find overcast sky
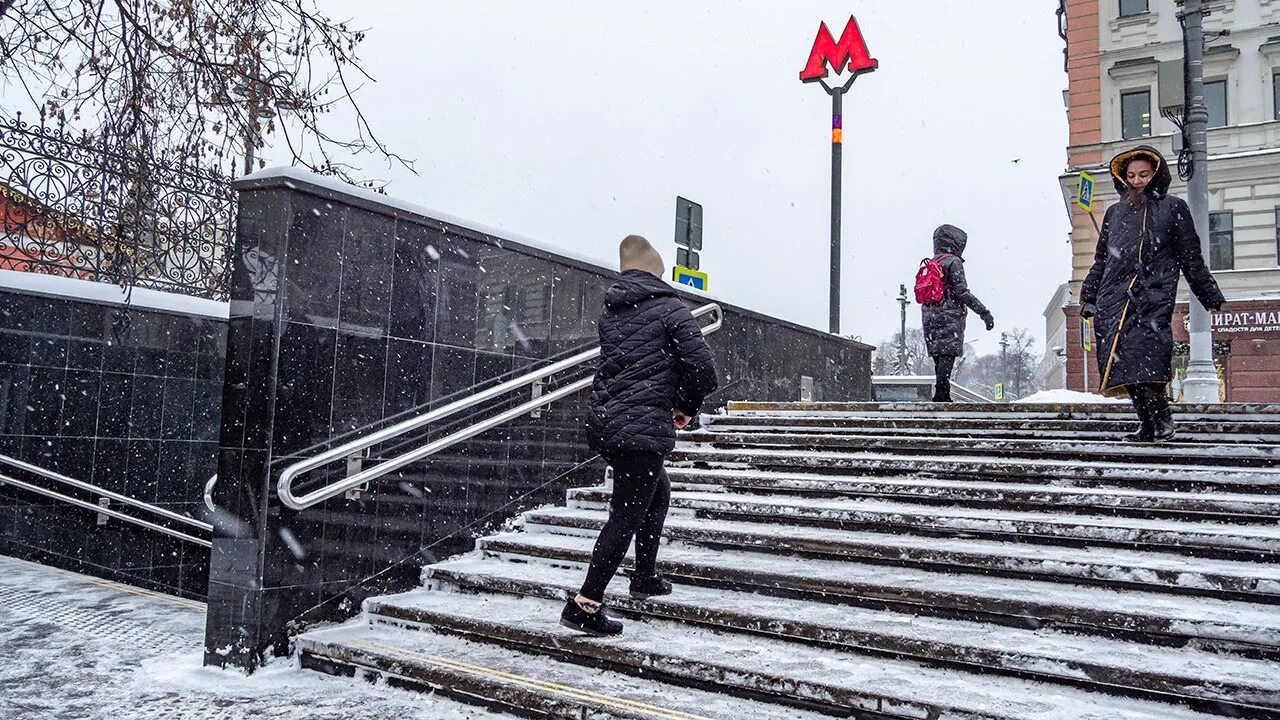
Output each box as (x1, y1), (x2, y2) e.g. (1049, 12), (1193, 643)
(311, 1), (1073, 356)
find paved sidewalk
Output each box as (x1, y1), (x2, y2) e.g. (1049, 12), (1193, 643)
(0, 555), (499, 720)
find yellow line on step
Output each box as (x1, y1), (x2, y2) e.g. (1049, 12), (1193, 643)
(354, 639), (715, 720)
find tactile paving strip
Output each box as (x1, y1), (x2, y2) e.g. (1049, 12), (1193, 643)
(0, 585), (193, 654)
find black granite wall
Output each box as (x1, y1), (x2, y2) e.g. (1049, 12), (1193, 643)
(0, 289), (225, 599)
(203, 170), (873, 670)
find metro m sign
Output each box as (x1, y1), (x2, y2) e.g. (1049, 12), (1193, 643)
(799, 16), (878, 85)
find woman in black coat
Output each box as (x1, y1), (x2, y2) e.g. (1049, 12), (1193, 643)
(561, 235), (718, 637)
(921, 224), (995, 402)
(1080, 146), (1225, 442)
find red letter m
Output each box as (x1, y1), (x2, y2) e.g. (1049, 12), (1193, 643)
(799, 16), (878, 83)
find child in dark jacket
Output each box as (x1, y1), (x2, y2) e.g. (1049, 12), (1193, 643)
(560, 235), (719, 636)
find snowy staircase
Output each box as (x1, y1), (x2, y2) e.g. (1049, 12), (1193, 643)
(296, 402), (1280, 719)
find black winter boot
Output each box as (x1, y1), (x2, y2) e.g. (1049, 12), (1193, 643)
(560, 598), (623, 637)
(629, 573), (672, 600)
(1149, 390), (1177, 442)
(1124, 386), (1155, 443)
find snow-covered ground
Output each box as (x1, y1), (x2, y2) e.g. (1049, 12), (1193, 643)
(0, 555), (501, 720)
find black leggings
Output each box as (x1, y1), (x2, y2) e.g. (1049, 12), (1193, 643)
(933, 355), (956, 402)
(579, 451), (671, 602)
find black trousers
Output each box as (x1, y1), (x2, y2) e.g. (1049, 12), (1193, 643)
(1126, 383), (1170, 423)
(579, 451), (671, 602)
(933, 355), (957, 402)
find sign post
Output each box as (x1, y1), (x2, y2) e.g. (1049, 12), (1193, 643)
(673, 196), (706, 290)
(1077, 171), (1101, 235)
(800, 16), (877, 335)
(1081, 316), (1093, 393)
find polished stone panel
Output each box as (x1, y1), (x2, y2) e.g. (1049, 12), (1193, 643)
(0, 288), (224, 601)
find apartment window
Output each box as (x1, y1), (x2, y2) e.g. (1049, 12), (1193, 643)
(1121, 90), (1151, 139)
(1205, 79), (1227, 128)
(1120, 0), (1148, 16)
(1275, 207), (1280, 267)
(1274, 71), (1280, 121)
(1209, 211), (1234, 271)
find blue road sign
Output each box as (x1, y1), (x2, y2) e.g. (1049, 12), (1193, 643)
(673, 266), (708, 291)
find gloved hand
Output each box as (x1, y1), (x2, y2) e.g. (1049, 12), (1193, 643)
(981, 311), (995, 331)
(1080, 302), (1097, 319)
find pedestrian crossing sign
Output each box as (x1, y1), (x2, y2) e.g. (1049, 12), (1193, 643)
(673, 266), (708, 291)
(1081, 317), (1094, 351)
(1077, 171), (1095, 213)
(994, 383), (1005, 402)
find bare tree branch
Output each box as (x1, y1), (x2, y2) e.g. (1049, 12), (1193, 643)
(0, 0), (413, 183)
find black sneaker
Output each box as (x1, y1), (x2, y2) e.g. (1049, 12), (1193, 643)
(559, 598), (623, 637)
(629, 573), (672, 600)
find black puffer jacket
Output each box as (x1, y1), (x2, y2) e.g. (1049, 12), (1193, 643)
(921, 224), (992, 358)
(1081, 146), (1225, 394)
(587, 270), (719, 455)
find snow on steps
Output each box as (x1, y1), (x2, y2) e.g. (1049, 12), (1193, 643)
(502, 522), (1280, 649)
(704, 414), (1280, 445)
(292, 403), (1280, 718)
(661, 466), (1280, 520)
(415, 553), (1280, 712)
(356, 586), (1253, 720)
(722, 401), (1280, 419)
(516, 509), (1280, 603)
(682, 429), (1280, 467)
(296, 621), (839, 720)
(669, 445), (1280, 490)
(564, 488), (1280, 559)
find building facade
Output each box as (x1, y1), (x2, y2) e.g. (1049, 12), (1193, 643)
(1058, 0), (1280, 402)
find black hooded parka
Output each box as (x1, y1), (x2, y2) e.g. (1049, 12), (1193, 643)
(921, 224), (992, 358)
(1080, 146), (1225, 395)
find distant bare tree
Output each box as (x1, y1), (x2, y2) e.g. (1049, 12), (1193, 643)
(874, 328), (934, 376)
(0, 0), (410, 181)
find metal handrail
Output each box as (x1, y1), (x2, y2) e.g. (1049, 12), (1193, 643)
(204, 473), (218, 513)
(278, 302), (725, 511)
(0, 474), (212, 547)
(0, 453), (212, 533)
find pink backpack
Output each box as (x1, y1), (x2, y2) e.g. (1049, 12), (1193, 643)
(914, 253), (953, 305)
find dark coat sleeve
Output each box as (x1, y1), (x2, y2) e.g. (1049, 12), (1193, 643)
(944, 256), (990, 318)
(1080, 206), (1112, 307)
(664, 301), (719, 416)
(1170, 198), (1226, 311)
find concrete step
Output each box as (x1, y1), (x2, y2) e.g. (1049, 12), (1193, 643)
(702, 415), (1280, 444)
(502, 513), (1280, 602)
(566, 487), (1280, 560)
(682, 429), (1280, 468)
(420, 554), (1280, 714)
(669, 445), (1280, 492)
(510, 516), (1280, 650)
(662, 466), (1280, 522)
(360, 586), (1239, 720)
(296, 620), (837, 720)
(724, 401), (1280, 420)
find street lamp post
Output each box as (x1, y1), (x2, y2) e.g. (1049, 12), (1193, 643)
(1178, 0), (1221, 403)
(1000, 332), (1010, 394)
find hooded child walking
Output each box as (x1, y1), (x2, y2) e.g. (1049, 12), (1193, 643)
(1080, 145), (1224, 442)
(560, 235), (719, 636)
(920, 224), (995, 402)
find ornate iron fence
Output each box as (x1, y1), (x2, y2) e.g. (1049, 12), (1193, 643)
(0, 109), (235, 302)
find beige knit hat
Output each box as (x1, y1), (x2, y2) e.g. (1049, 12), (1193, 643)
(618, 235), (665, 278)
